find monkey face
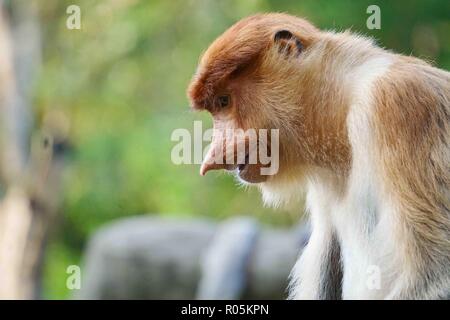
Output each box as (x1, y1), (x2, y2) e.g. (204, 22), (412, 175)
(192, 77), (274, 184)
(187, 14), (319, 184)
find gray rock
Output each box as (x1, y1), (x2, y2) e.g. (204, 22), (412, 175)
(196, 217), (259, 299)
(77, 216), (308, 299)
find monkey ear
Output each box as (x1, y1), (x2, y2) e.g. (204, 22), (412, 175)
(273, 30), (303, 57)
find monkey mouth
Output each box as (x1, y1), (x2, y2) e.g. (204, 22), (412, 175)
(235, 153), (268, 184)
(237, 153), (250, 173)
(238, 164), (248, 172)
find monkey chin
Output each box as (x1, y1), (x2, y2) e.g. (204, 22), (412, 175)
(235, 163), (305, 211)
(234, 163), (268, 184)
(256, 166), (308, 209)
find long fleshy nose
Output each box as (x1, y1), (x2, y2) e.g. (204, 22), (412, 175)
(200, 132), (244, 175)
(200, 144), (229, 176)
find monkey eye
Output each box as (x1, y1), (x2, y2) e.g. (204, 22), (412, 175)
(217, 95), (230, 108)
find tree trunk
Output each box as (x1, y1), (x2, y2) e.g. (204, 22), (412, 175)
(0, 1), (63, 299)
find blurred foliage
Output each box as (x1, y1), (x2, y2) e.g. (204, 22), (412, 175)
(32, 0), (449, 298)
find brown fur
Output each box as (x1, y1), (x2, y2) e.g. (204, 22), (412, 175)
(187, 13), (450, 299)
(188, 14), (351, 178)
(373, 60), (450, 297)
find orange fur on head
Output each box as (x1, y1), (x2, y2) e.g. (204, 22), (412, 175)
(188, 13), (351, 186)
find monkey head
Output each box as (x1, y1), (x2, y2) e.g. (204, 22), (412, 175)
(187, 14), (349, 200)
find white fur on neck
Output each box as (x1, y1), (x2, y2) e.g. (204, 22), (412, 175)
(263, 31), (396, 299)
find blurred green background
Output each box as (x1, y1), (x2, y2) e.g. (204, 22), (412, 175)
(34, 0), (449, 298)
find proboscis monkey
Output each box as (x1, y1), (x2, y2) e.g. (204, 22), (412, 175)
(187, 13), (450, 299)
